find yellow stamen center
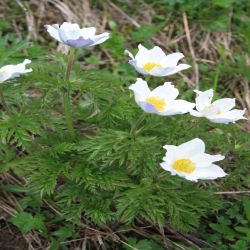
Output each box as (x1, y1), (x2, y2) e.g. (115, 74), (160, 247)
(143, 62), (163, 72)
(146, 96), (165, 111)
(216, 111), (222, 115)
(173, 158), (196, 173)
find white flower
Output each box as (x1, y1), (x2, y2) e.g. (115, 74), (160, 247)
(0, 59), (32, 84)
(190, 89), (247, 124)
(160, 138), (227, 182)
(125, 44), (191, 77)
(129, 78), (195, 115)
(45, 22), (110, 48)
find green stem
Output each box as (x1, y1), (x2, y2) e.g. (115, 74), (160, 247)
(213, 63), (220, 93)
(64, 47), (75, 138)
(0, 88), (11, 115)
(130, 113), (146, 135)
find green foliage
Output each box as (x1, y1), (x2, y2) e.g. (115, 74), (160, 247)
(102, 32), (126, 59)
(131, 24), (163, 42)
(52, 224), (76, 242)
(0, 34), (249, 243)
(124, 237), (164, 250)
(11, 211), (45, 233)
(0, 34), (30, 64)
(0, 111), (42, 149)
(202, 198), (250, 250)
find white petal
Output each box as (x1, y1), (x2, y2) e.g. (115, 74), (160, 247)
(129, 78), (151, 104)
(201, 105), (219, 117)
(14, 59), (32, 73)
(207, 116), (233, 124)
(172, 99), (195, 112)
(129, 61), (149, 75)
(176, 138), (205, 158)
(0, 65), (14, 83)
(80, 27), (96, 38)
(225, 109), (246, 120)
(151, 82), (178, 101)
(0, 59), (32, 83)
(133, 44), (150, 65)
(163, 145), (178, 151)
(59, 22), (81, 43)
(190, 110), (203, 117)
(186, 164), (227, 181)
(212, 98), (235, 112)
(192, 153), (225, 168)
(90, 32), (110, 46)
(160, 162), (176, 176)
(208, 109), (247, 124)
(161, 100), (195, 116)
(44, 24), (62, 43)
(194, 89), (214, 111)
(150, 64), (191, 77)
(124, 49), (134, 59)
(146, 46), (168, 64)
(162, 146), (178, 166)
(163, 52), (185, 67)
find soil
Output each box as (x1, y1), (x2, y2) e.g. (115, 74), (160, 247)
(0, 220), (28, 250)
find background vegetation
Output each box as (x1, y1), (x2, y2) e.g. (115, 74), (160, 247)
(0, 0), (250, 249)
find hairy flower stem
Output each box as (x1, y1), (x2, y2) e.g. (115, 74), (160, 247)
(0, 88), (11, 115)
(130, 113), (146, 135)
(64, 47), (75, 138)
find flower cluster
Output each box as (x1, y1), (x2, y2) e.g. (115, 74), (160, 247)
(1, 22), (247, 183)
(126, 44), (246, 182)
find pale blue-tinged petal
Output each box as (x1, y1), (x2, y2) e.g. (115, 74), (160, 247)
(80, 27), (96, 38)
(129, 60), (149, 75)
(138, 101), (157, 113)
(59, 22), (81, 43)
(44, 24), (62, 43)
(67, 38), (93, 48)
(0, 59), (32, 83)
(90, 32), (110, 46)
(124, 49), (134, 59)
(129, 78), (151, 104)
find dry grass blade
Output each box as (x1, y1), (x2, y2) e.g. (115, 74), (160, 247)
(182, 12), (199, 89)
(215, 190), (250, 195)
(50, 0), (103, 29)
